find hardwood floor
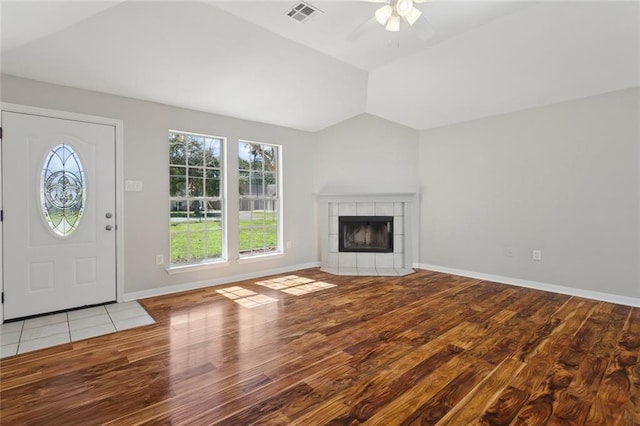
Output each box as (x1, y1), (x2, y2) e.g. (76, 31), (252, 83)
(1, 268), (638, 425)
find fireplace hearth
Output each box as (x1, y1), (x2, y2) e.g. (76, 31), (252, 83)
(339, 216), (393, 253)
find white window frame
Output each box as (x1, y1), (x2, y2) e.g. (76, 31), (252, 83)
(238, 140), (283, 260)
(168, 130), (226, 270)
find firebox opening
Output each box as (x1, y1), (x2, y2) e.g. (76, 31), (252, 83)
(338, 216), (393, 253)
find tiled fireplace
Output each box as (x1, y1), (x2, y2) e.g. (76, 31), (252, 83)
(316, 193), (418, 276)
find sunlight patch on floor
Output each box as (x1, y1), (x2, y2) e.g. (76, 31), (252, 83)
(216, 287), (278, 308)
(254, 275), (315, 289)
(256, 275), (337, 295)
(216, 276), (338, 308)
(280, 281), (337, 295)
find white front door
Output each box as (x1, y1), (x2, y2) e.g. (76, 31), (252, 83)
(2, 111), (116, 319)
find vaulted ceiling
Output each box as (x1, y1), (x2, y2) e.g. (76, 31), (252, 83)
(1, 1), (638, 132)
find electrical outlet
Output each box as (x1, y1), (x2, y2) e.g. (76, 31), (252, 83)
(156, 254), (164, 265)
(532, 250), (542, 261)
(286, 241), (292, 249)
(505, 247), (514, 258)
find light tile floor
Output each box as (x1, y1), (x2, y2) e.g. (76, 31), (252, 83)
(0, 301), (155, 358)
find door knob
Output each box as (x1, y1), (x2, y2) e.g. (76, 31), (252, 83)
(105, 225), (113, 231)
(105, 212), (113, 219)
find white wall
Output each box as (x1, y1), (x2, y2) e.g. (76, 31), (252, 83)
(3, 75), (638, 305)
(314, 113), (419, 193)
(419, 88), (639, 300)
(1, 75), (318, 297)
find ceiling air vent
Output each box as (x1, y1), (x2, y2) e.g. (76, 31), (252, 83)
(286, 1), (322, 23)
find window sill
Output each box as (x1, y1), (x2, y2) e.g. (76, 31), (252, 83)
(237, 252), (285, 264)
(166, 259), (230, 275)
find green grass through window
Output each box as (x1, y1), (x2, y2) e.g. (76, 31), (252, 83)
(170, 211), (277, 264)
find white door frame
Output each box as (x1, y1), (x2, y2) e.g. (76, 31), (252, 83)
(0, 103), (125, 323)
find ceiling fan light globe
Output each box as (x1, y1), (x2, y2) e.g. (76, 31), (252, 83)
(396, 0), (413, 17)
(375, 5), (393, 25)
(386, 15), (401, 31)
(405, 7), (422, 26)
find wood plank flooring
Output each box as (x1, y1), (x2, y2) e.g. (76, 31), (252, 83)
(0, 268), (638, 425)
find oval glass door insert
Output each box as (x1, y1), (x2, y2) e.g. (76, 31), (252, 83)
(40, 144), (86, 236)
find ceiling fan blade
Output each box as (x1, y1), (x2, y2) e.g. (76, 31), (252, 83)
(413, 0), (431, 3)
(360, 0), (388, 3)
(347, 16), (378, 41)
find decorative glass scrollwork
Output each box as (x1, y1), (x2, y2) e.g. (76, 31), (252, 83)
(40, 144), (86, 236)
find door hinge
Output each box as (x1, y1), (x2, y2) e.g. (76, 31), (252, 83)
(0, 127), (3, 139)
(0, 210), (3, 222)
(1, 292), (4, 304)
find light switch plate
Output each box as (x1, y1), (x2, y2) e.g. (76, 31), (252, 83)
(125, 180), (143, 191)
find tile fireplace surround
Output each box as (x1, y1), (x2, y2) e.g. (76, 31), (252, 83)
(316, 193), (418, 276)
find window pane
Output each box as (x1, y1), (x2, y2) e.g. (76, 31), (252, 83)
(170, 199), (187, 214)
(265, 146), (276, 172)
(206, 230), (222, 258)
(239, 170), (250, 196)
(188, 231), (206, 261)
(263, 203), (277, 222)
(188, 200), (204, 218)
(202, 216), (222, 231)
(188, 167), (203, 178)
(238, 143), (251, 170)
(205, 179), (219, 198)
(170, 235), (189, 264)
(206, 168), (220, 178)
(251, 151), (264, 171)
(170, 167), (187, 197)
(255, 199), (266, 214)
(205, 170), (220, 197)
(249, 172), (263, 196)
(170, 166), (186, 176)
(265, 225), (278, 249)
(188, 168), (204, 197)
(238, 225), (253, 254)
(170, 176), (187, 197)
(204, 138), (220, 168)
(265, 172), (277, 197)
(169, 133), (186, 165)
(206, 199), (222, 215)
(187, 135), (204, 166)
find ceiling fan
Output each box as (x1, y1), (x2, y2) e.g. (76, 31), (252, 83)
(349, 0), (433, 41)
(367, 0), (429, 32)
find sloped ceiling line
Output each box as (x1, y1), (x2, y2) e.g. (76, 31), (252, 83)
(1, 1), (638, 132)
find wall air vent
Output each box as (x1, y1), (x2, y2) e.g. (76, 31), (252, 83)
(286, 1), (322, 23)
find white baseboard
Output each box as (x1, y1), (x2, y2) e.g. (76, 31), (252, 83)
(123, 262), (321, 301)
(124, 260), (639, 308)
(416, 263), (640, 308)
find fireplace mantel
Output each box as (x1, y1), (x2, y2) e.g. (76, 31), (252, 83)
(314, 193), (418, 203)
(315, 192), (419, 276)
